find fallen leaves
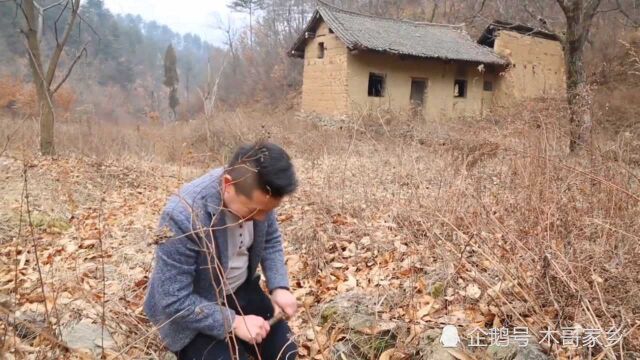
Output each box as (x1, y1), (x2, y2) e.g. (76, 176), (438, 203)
(0, 156), (175, 358)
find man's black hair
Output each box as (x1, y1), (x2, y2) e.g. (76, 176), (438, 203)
(225, 142), (297, 198)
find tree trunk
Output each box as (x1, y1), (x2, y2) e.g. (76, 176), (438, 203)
(38, 90), (56, 154)
(564, 39), (592, 152)
(557, 0), (601, 152)
(23, 0), (56, 155)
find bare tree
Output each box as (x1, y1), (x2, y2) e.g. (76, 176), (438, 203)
(555, 0), (602, 152)
(213, 13), (240, 72)
(522, 0), (640, 152)
(199, 51), (228, 145)
(183, 57), (193, 119)
(228, 0), (265, 47)
(15, 0), (87, 155)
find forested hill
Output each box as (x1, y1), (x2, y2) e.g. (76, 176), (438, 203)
(0, 0), (218, 121)
(1, 0), (637, 124)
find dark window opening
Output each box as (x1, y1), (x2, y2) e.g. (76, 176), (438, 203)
(368, 73), (385, 97)
(483, 80), (493, 91)
(317, 42), (324, 59)
(454, 79), (467, 98)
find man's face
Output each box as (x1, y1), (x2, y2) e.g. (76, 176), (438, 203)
(223, 175), (282, 221)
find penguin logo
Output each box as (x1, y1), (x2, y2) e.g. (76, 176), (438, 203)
(440, 325), (460, 348)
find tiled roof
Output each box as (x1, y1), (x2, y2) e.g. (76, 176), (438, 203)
(290, 1), (507, 65)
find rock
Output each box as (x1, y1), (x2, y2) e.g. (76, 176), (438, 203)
(322, 291), (400, 359)
(320, 291), (374, 325)
(485, 342), (549, 360)
(61, 321), (115, 357)
(418, 329), (456, 360)
(347, 313), (398, 335)
(515, 345), (550, 360)
(14, 311), (46, 341)
(485, 344), (517, 360)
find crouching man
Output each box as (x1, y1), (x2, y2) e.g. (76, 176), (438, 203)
(144, 142), (299, 360)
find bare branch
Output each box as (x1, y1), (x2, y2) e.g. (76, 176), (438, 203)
(463, 0), (487, 23)
(428, 2), (438, 22)
(42, 0), (64, 11)
(580, 0), (603, 44)
(0, 122), (21, 158)
(583, 0), (603, 20)
(595, 4), (619, 14)
(51, 44), (87, 95)
(10, 0), (20, 25)
(44, 0), (80, 88)
(14, 0), (35, 31)
(523, 0), (560, 35)
(76, 9), (101, 40)
(556, 0), (570, 15)
(0, 305), (70, 351)
(52, 0), (69, 46)
(615, 0), (640, 26)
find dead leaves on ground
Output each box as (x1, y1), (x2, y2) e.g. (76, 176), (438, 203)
(1, 157), (175, 358)
(2, 156), (519, 359)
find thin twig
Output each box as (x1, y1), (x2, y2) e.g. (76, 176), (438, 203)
(0, 305), (70, 351)
(98, 199), (106, 359)
(303, 303), (328, 360)
(11, 161), (27, 351)
(51, 44), (87, 95)
(23, 163), (52, 329)
(0, 122), (21, 159)
(510, 148), (640, 202)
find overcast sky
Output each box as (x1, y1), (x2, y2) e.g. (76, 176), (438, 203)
(104, 0), (247, 45)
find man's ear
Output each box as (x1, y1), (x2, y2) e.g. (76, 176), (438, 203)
(222, 174), (234, 193)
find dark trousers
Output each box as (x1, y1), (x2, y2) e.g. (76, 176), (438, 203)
(177, 276), (297, 360)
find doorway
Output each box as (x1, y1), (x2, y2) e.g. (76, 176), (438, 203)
(410, 79), (426, 117)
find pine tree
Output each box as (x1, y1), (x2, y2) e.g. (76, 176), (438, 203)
(163, 43), (179, 119)
(228, 0), (264, 47)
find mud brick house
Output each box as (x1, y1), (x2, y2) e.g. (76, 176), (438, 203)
(289, 2), (566, 120)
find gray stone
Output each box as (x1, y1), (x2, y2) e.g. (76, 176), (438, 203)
(14, 311), (46, 341)
(320, 291), (373, 325)
(347, 313), (398, 335)
(485, 342), (549, 360)
(61, 322), (115, 356)
(322, 291), (399, 359)
(485, 344), (517, 360)
(515, 345), (549, 360)
(419, 329), (456, 360)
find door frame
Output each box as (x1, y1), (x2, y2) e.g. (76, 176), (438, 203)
(409, 77), (428, 117)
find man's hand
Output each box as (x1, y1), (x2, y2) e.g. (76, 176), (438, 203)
(271, 289), (298, 318)
(232, 315), (270, 344)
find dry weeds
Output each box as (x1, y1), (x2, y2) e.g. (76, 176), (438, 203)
(0, 101), (638, 359)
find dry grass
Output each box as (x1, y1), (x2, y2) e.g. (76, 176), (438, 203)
(0, 100), (639, 359)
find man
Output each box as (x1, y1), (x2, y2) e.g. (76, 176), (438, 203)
(144, 142), (299, 360)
